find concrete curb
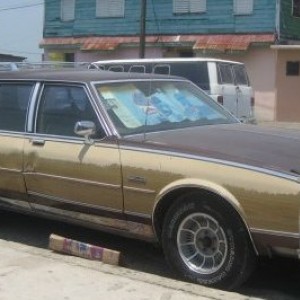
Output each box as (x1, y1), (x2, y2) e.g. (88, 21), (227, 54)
(0, 239), (262, 300)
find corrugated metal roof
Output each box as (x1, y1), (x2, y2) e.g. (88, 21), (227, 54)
(40, 34), (275, 52)
(193, 34), (275, 51)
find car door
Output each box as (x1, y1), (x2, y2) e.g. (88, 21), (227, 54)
(232, 64), (253, 121)
(217, 63), (238, 117)
(0, 82), (34, 210)
(23, 83), (123, 220)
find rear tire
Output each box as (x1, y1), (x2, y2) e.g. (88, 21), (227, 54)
(161, 192), (256, 290)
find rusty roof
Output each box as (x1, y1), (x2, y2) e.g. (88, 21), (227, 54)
(40, 34), (275, 52)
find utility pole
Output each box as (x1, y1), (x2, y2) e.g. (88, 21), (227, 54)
(139, 0), (146, 58)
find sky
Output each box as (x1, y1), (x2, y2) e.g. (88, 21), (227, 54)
(0, 0), (44, 61)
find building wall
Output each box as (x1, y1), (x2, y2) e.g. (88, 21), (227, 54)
(276, 49), (300, 121)
(44, 0), (276, 37)
(280, 0), (300, 40)
(44, 47), (164, 61)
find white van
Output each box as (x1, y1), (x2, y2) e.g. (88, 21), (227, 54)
(89, 58), (255, 123)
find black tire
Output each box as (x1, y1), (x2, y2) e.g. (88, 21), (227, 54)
(161, 191), (256, 290)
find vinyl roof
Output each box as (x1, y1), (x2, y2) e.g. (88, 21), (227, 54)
(0, 69), (181, 83)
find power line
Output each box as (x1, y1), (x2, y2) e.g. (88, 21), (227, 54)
(0, 1), (44, 12)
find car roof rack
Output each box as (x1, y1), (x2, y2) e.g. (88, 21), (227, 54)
(0, 61), (91, 72)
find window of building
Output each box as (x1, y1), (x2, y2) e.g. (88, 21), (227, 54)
(64, 53), (75, 62)
(233, 0), (253, 15)
(286, 61), (300, 76)
(173, 0), (206, 14)
(0, 83), (33, 132)
(96, 0), (125, 18)
(61, 0), (75, 21)
(293, 0), (300, 17)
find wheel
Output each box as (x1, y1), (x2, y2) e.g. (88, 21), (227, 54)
(161, 191), (256, 290)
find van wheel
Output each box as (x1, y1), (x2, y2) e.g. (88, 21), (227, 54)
(161, 193), (256, 290)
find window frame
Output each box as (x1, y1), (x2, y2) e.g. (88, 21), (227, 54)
(173, 0), (207, 14)
(218, 63), (235, 85)
(61, 0), (75, 22)
(96, 0), (125, 18)
(233, 0), (254, 16)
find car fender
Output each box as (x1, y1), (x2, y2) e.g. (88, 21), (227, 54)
(152, 178), (258, 254)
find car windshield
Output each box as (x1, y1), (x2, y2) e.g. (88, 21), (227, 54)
(95, 79), (237, 136)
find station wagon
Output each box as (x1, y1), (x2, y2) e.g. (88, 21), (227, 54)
(0, 69), (299, 290)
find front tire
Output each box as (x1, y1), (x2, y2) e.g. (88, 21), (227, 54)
(161, 192), (256, 290)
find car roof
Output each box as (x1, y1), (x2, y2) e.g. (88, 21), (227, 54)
(92, 57), (244, 65)
(0, 69), (181, 83)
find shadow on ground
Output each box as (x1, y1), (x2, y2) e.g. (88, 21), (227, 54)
(1, 210), (299, 300)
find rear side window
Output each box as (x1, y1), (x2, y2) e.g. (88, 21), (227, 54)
(108, 65), (124, 72)
(153, 64), (170, 75)
(232, 64), (249, 86)
(218, 63), (234, 84)
(168, 62), (210, 90)
(0, 83), (33, 132)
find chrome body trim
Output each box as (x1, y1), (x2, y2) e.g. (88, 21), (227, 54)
(28, 191), (123, 214)
(123, 186), (156, 194)
(27, 82), (41, 132)
(31, 203), (155, 240)
(0, 167), (22, 174)
(250, 228), (300, 239)
(25, 173), (122, 190)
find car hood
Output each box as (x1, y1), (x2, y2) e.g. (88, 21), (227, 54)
(126, 124), (300, 177)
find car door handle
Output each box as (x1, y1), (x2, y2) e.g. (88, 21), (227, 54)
(31, 139), (45, 146)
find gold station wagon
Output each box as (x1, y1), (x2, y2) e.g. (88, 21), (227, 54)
(0, 69), (299, 290)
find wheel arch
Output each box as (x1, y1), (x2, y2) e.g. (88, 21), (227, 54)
(152, 179), (258, 255)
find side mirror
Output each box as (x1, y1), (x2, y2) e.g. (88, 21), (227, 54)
(74, 121), (96, 144)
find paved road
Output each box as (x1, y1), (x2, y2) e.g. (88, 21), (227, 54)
(0, 211), (299, 300)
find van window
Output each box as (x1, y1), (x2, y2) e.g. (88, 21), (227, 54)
(129, 65), (146, 73)
(0, 83), (33, 132)
(218, 63), (234, 84)
(153, 64), (170, 75)
(108, 65), (124, 72)
(169, 62), (210, 91)
(232, 65), (249, 86)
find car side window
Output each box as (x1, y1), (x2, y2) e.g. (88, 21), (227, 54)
(36, 85), (105, 138)
(0, 83), (33, 132)
(218, 63), (234, 85)
(232, 65), (249, 86)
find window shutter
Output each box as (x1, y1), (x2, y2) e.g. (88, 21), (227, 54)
(96, 0), (124, 17)
(190, 0), (206, 13)
(61, 0), (75, 21)
(173, 0), (189, 13)
(174, 0), (206, 14)
(234, 0), (253, 15)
